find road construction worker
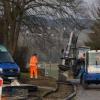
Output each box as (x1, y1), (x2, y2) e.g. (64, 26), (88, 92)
(29, 53), (39, 79)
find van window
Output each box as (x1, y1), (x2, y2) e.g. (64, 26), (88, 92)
(0, 46), (8, 52)
(0, 52), (14, 63)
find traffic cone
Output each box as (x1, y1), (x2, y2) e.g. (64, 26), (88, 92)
(0, 77), (3, 100)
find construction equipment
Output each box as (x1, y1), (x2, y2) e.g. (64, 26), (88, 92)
(73, 46), (90, 77)
(59, 31), (77, 71)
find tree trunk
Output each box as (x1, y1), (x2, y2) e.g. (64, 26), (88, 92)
(2, 1), (23, 55)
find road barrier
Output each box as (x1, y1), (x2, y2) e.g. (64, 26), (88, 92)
(0, 77), (3, 100)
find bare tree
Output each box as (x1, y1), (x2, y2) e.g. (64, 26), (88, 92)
(0, 0), (84, 55)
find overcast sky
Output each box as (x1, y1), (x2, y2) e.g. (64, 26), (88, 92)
(84, 0), (96, 3)
(83, 0), (99, 19)
(84, 0), (99, 6)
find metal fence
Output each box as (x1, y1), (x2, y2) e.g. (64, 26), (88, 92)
(39, 62), (59, 79)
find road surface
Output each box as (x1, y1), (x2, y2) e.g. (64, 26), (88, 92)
(76, 85), (100, 100)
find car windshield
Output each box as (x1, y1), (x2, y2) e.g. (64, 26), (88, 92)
(0, 52), (14, 63)
(88, 52), (100, 65)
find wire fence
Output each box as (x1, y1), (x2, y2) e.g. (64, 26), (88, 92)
(39, 62), (59, 79)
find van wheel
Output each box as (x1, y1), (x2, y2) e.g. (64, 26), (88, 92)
(82, 79), (88, 89)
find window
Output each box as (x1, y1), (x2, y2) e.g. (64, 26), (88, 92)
(0, 52), (14, 63)
(88, 52), (100, 65)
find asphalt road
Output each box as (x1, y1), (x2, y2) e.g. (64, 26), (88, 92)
(76, 85), (100, 100)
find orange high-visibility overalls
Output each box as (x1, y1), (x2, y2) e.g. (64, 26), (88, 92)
(29, 55), (38, 79)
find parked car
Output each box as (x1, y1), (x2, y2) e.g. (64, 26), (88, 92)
(0, 45), (20, 80)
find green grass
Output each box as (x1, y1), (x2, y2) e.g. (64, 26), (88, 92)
(20, 72), (30, 79)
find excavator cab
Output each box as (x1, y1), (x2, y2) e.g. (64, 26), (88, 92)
(73, 46), (90, 78)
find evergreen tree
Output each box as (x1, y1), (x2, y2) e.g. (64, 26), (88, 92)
(85, 9), (100, 49)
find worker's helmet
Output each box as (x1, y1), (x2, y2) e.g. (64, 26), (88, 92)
(32, 53), (37, 56)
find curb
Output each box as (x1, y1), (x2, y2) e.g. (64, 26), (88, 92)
(56, 81), (76, 100)
(43, 81), (76, 100)
(62, 71), (77, 100)
(65, 81), (76, 100)
(42, 83), (58, 97)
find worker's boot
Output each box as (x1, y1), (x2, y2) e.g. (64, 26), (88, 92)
(35, 76), (38, 79)
(30, 76), (33, 79)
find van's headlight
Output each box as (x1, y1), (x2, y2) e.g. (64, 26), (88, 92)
(18, 67), (20, 73)
(0, 68), (3, 73)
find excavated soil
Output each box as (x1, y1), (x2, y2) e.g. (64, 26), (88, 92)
(20, 75), (57, 88)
